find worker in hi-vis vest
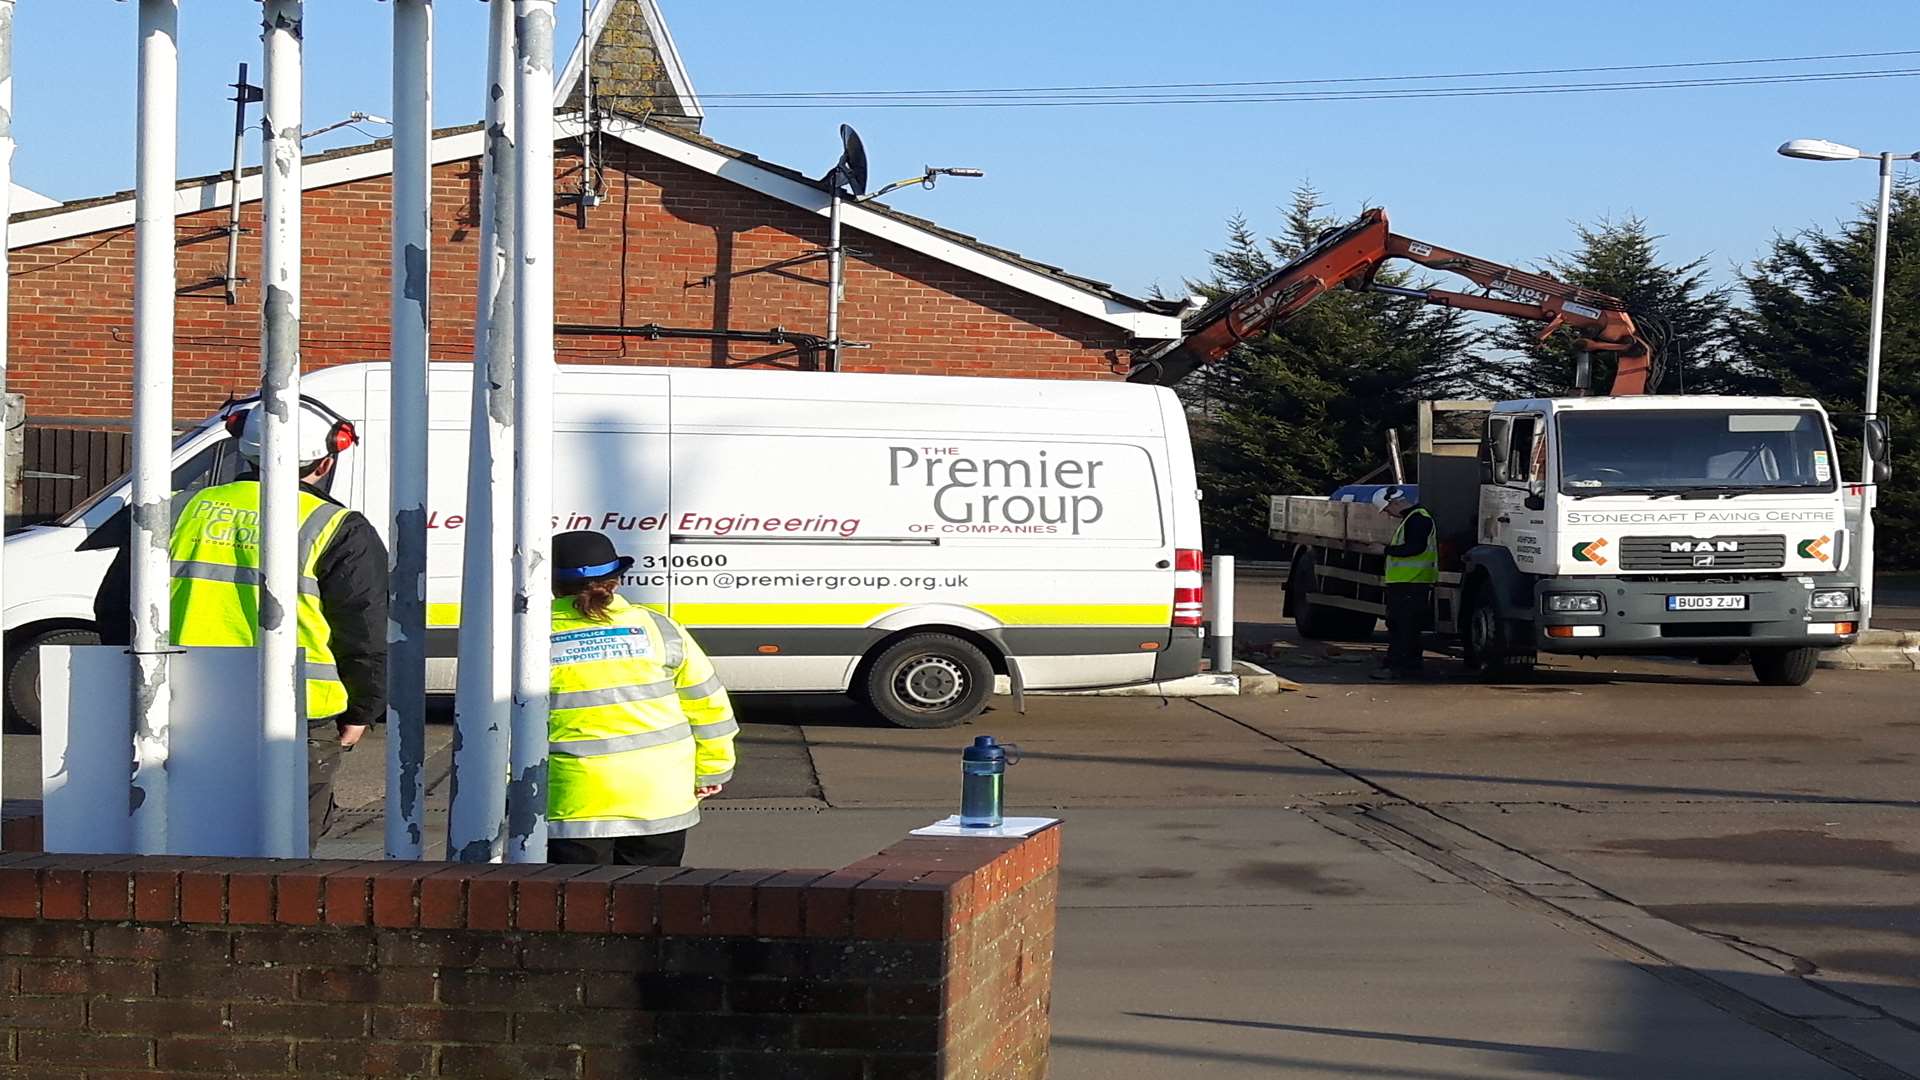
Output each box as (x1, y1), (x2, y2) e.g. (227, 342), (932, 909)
(168, 398), (389, 848)
(546, 531), (738, 866)
(1374, 485), (1437, 681)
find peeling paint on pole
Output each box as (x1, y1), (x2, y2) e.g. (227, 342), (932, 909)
(507, 0), (556, 863)
(258, 0), (305, 858)
(386, 0), (432, 861)
(449, 0), (517, 864)
(127, 3), (179, 856)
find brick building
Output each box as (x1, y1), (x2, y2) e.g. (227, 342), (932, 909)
(5, 0), (1181, 431)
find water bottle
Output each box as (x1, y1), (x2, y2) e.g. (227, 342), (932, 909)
(960, 735), (1018, 828)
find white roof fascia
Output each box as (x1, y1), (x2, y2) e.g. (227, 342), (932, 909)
(9, 129), (486, 250)
(590, 115), (1181, 339)
(555, 0), (704, 122)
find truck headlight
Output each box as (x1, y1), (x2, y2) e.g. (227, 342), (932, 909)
(1811, 588), (1856, 611)
(1545, 593), (1604, 614)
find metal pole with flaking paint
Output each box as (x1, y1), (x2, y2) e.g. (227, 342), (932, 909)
(258, 0), (306, 858)
(129, 0), (180, 853)
(507, 0), (556, 863)
(0, 0), (13, 848)
(386, 0), (432, 861)
(449, 0), (516, 864)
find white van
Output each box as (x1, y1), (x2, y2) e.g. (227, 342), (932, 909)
(4, 363), (1205, 729)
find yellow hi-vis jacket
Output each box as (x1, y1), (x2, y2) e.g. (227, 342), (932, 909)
(169, 480), (351, 719)
(1385, 507), (1439, 585)
(547, 595), (738, 839)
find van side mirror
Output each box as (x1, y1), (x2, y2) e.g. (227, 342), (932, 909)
(1524, 493), (1545, 512)
(1866, 418), (1893, 483)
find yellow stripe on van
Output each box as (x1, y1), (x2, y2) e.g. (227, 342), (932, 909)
(667, 602), (1170, 628)
(429, 600), (1173, 629)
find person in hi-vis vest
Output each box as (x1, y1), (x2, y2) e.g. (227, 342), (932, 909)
(1374, 486), (1437, 681)
(545, 531), (738, 866)
(168, 398), (389, 848)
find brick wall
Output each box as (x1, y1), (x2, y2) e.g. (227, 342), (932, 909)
(0, 824), (1059, 1079)
(10, 137), (1132, 424)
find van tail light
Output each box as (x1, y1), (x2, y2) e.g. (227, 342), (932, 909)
(1173, 548), (1205, 627)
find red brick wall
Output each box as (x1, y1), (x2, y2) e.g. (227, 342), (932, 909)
(9, 140), (1131, 424)
(0, 824), (1059, 1079)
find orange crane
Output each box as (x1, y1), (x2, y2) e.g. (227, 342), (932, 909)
(1134, 208), (1656, 393)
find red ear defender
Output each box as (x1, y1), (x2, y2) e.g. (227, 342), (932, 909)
(330, 420), (357, 453)
(224, 410), (247, 437)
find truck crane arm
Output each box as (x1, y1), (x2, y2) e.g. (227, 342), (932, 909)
(1134, 208), (1656, 394)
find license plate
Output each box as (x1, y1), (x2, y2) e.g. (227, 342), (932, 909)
(1667, 594), (1747, 611)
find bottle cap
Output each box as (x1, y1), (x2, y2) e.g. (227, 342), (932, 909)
(963, 735), (1005, 763)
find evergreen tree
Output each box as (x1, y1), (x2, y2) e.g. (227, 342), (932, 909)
(1486, 216), (1742, 396)
(1178, 186), (1490, 554)
(1732, 183), (1920, 568)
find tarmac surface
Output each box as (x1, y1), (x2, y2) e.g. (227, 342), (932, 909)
(6, 591), (1919, 1078)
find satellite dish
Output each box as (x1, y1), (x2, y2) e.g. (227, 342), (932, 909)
(820, 124), (869, 197)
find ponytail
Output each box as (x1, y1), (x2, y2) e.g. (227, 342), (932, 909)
(556, 577), (620, 622)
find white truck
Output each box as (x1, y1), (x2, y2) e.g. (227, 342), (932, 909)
(1272, 396), (1864, 685)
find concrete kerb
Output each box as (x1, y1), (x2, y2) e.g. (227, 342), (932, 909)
(992, 661), (1295, 700)
(1820, 629), (1920, 671)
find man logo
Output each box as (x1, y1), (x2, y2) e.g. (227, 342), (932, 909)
(1669, 540), (1740, 553)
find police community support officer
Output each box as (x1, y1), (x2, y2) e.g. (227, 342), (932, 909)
(1374, 485), (1437, 681)
(546, 531), (737, 866)
(169, 398), (389, 848)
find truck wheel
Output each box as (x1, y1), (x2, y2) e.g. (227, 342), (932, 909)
(860, 633), (995, 729)
(1461, 583), (1535, 677)
(5, 626), (101, 734)
(1750, 646), (1818, 687)
(1288, 557), (1334, 640)
(1333, 611), (1378, 641)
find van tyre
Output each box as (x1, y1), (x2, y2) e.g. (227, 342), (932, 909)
(1461, 582), (1535, 677)
(5, 626), (101, 734)
(862, 633), (995, 729)
(1751, 646), (1818, 687)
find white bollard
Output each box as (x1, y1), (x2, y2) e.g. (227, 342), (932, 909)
(1209, 555), (1235, 673)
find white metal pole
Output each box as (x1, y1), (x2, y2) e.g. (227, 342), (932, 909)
(129, 0), (179, 854)
(0, 0), (13, 850)
(259, 0), (306, 858)
(826, 193), (843, 371)
(385, 0), (432, 861)
(1857, 152), (1893, 631)
(449, 0), (515, 864)
(508, 0), (556, 864)
(1209, 556), (1235, 673)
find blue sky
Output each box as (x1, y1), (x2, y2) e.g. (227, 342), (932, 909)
(14, 2), (1919, 303)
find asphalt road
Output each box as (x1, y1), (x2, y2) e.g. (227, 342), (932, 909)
(7, 617), (1918, 1077)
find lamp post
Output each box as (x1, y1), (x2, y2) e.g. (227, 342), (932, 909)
(1777, 138), (1919, 630)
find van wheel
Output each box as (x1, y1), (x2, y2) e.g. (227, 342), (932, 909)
(861, 634), (994, 729)
(1751, 646), (1818, 686)
(5, 626), (101, 734)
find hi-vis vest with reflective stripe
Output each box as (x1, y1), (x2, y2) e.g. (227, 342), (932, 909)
(169, 480), (352, 719)
(548, 596), (738, 839)
(1385, 507), (1439, 585)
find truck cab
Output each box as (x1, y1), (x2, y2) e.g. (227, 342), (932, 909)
(1461, 395), (1859, 683)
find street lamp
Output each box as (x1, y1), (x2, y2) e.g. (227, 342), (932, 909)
(820, 126), (983, 371)
(1778, 138), (1919, 631)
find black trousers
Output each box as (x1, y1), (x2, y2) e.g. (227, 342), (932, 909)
(307, 720), (344, 849)
(1384, 584), (1432, 673)
(548, 830), (689, 867)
